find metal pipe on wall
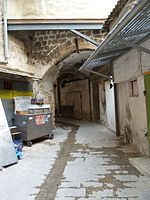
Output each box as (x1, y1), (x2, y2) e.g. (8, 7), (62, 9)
(2, 0), (8, 63)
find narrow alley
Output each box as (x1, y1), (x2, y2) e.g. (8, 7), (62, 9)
(1, 121), (150, 200)
(1, 1), (150, 200)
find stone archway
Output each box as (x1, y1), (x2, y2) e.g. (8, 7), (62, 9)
(33, 47), (94, 124)
(33, 40), (95, 79)
(31, 29), (103, 124)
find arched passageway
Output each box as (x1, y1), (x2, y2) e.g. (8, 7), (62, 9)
(33, 49), (95, 123)
(55, 51), (92, 121)
(31, 30), (115, 129)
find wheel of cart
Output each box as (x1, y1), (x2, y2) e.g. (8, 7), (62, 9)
(27, 141), (32, 147)
(49, 132), (54, 140)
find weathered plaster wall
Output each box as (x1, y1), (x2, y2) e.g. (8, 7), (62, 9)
(96, 80), (116, 132)
(113, 49), (140, 83)
(105, 81), (116, 132)
(8, 0), (117, 19)
(141, 38), (150, 72)
(60, 79), (90, 120)
(8, 34), (35, 75)
(113, 46), (149, 155)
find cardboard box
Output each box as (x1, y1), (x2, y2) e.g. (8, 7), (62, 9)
(16, 111), (28, 115)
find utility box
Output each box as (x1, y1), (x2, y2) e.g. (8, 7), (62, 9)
(14, 105), (53, 146)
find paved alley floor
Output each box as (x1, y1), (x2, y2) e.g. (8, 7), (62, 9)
(1, 121), (150, 200)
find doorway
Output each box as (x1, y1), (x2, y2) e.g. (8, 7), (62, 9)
(66, 91), (82, 120)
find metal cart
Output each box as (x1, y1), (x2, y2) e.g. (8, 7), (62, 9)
(14, 105), (53, 146)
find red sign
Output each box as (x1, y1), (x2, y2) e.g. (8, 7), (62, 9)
(35, 115), (45, 125)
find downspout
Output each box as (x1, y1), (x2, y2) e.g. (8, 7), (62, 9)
(1, 0), (8, 63)
(88, 79), (92, 121)
(114, 83), (120, 137)
(111, 63), (120, 136)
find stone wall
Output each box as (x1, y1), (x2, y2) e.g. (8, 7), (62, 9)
(32, 29), (104, 124)
(32, 30), (103, 78)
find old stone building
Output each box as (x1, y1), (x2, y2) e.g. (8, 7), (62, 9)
(2, 0), (150, 155)
(0, 0), (111, 127)
(81, 0), (150, 155)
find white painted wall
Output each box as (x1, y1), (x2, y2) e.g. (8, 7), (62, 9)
(105, 81), (116, 132)
(0, 99), (18, 168)
(141, 38), (150, 72)
(113, 40), (150, 155)
(114, 39), (150, 83)
(113, 48), (140, 83)
(8, 0), (118, 19)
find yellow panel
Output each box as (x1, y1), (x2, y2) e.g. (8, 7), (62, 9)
(13, 90), (33, 97)
(0, 89), (33, 99)
(144, 71), (150, 75)
(0, 90), (13, 99)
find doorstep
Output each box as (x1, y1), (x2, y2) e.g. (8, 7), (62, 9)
(129, 157), (150, 176)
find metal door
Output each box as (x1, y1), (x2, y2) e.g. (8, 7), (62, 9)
(66, 91), (82, 120)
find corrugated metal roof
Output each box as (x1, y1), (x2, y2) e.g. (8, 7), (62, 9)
(80, 0), (150, 73)
(102, 0), (128, 33)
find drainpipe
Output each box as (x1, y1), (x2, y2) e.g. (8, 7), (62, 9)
(1, 0), (8, 63)
(114, 83), (120, 137)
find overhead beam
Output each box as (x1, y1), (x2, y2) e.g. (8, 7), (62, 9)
(70, 29), (99, 46)
(8, 19), (105, 24)
(115, 36), (150, 54)
(8, 23), (103, 31)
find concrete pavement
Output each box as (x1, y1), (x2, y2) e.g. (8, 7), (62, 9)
(0, 121), (150, 199)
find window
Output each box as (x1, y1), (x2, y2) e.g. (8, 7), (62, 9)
(129, 80), (138, 97)
(4, 80), (12, 90)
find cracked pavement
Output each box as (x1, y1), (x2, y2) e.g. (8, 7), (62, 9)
(1, 121), (150, 200)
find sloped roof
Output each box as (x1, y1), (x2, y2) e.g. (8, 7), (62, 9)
(102, 0), (128, 32)
(80, 0), (150, 75)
